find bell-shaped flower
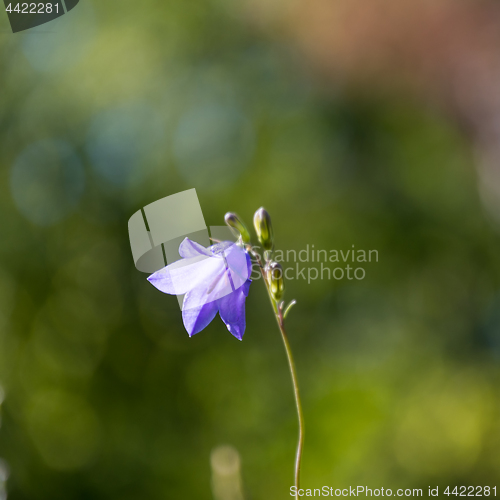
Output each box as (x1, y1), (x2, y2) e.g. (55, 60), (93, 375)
(148, 238), (252, 340)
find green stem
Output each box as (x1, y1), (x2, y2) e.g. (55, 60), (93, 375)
(275, 315), (304, 499)
(254, 252), (304, 499)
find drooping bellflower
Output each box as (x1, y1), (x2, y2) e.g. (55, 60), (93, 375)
(148, 238), (252, 340)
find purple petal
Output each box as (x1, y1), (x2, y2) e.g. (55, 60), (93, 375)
(181, 263), (237, 311)
(182, 296), (219, 337)
(179, 238), (211, 259)
(219, 243), (250, 292)
(182, 282), (222, 336)
(241, 279), (251, 297)
(148, 254), (222, 295)
(217, 282), (250, 341)
(244, 253), (252, 285)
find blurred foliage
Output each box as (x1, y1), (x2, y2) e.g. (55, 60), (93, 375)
(0, 0), (500, 499)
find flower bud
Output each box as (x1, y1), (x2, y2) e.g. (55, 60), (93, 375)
(253, 207), (274, 250)
(269, 261), (284, 301)
(225, 212), (250, 243)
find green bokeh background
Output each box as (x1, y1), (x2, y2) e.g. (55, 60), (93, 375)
(0, 1), (499, 498)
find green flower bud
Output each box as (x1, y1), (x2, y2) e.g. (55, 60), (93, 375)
(253, 207), (274, 250)
(225, 212), (250, 243)
(269, 261), (284, 301)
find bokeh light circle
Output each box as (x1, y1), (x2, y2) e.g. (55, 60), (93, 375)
(173, 104), (255, 188)
(86, 103), (165, 187)
(22, 0), (96, 73)
(10, 140), (85, 226)
(26, 389), (101, 471)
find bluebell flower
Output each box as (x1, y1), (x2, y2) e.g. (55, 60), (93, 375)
(148, 238), (252, 340)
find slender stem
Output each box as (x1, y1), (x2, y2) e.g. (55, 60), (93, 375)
(275, 316), (304, 499)
(252, 249), (304, 498)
